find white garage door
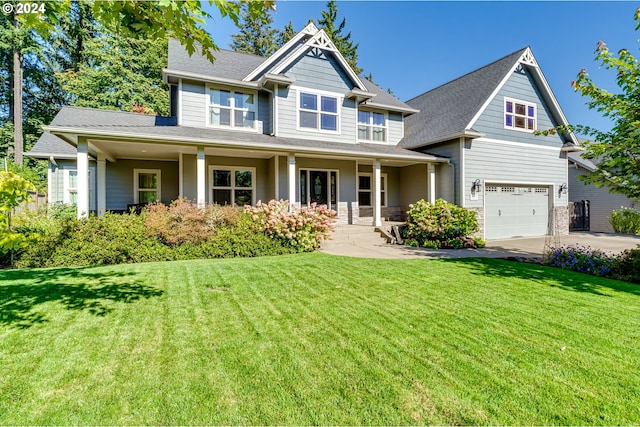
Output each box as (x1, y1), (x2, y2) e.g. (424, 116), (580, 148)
(485, 184), (550, 240)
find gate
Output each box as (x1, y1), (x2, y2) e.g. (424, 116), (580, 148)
(569, 200), (590, 231)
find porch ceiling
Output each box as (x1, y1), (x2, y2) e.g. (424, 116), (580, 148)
(89, 139), (275, 161)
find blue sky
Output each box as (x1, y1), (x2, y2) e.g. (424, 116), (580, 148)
(204, 1), (639, 132)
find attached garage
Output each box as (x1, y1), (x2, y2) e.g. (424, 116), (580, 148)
(484, 184), (551, 240)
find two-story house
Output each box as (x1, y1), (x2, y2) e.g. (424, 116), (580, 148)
(29, 24), (581, 239)
(29, 23), (444, 227)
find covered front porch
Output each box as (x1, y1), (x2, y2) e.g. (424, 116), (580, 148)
(70, 137), (442, 226)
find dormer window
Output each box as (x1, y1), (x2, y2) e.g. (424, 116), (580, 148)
(298, 91), (338, 132)
(504, 98), (535, 131)
(209, 89), (255, 129)
(358, 111), (386, 142)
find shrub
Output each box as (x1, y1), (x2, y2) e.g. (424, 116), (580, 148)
(542, 245), (615, 277)
(174, 222), (296, 260)
(144, 199), (241, 246)
(611, 248), (640, 284)
(16, 212), (172, 268)
(609, 207), (640, 235)
(245, 200), (336, 252)
(404, 199), (479, 248)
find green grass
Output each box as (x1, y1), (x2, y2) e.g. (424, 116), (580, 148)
(1, 253), (639, 425)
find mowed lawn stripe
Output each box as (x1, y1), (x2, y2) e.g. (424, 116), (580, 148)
(0, 253), (639, 425)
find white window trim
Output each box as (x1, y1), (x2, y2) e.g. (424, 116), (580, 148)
(504, 97), (536, 133)
(298, 168), (339, 211)
(358, 173), (387, 207)
(133, 169), (161, 204)
(63, 169), (78, 205)
(357, 110), (388, 143)
(206, 86), (258, 132)
(295, 88), (341, 134)
(208, 165), (256, 206)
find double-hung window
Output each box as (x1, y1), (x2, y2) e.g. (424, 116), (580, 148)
(134, 169), (161, 204)
(358, 173), (387, 207)
(299, 92), (338, 131)
(63, 169), (78, 205)
(504, 98), (536, 131)
(358, 111), (386, 142)
(209, 89), (256, 129)
(210, 166), (255, 206)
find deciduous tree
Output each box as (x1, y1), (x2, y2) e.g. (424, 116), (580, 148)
(538, 8), (640, 200)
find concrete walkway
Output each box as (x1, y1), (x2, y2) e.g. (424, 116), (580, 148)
(319, 225), (640, 259)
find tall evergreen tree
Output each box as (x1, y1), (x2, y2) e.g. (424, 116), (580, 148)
(317, 0), (362, 74)
(231, 4), (278, 57)
(276, 21), (296, 48)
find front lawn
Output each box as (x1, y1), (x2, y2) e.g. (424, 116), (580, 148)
(1, 254), (639, 425)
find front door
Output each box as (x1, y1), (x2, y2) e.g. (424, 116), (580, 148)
(300, 169), (337, 209)
(310, 170), (328, 205)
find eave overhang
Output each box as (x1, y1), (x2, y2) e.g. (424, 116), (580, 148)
(44, 125), (449, 164)
(162, 68), (259, 89)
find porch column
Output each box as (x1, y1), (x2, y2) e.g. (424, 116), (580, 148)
(274, 154), (279, 200)
(288, 154), (296, 211)
(197, 146), (205, 207)
(428, 163), (436, 204)
(76, 138), (89, 219)
(373, 159), (382, 227)
(178, 152), (184, 198)
(97, 152), (106, 217)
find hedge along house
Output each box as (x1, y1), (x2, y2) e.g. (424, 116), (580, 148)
(402, 47), (582, 240)
(28, 23), (446, 226)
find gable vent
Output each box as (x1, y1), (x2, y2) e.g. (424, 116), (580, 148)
(520, 49), (538, 67)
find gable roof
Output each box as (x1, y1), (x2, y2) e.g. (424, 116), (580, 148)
(29, 106), (443, 163)
(167, 38), (265, 81)
(401, 48), (527, 149)
(243, 22), (366, 91)
(401, 47), (580, 149)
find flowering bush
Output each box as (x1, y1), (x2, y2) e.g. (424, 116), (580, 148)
(144, 198), (241, 246)
(609, 207), (640, 235)
(404, 199), (479, 249)
(245, 200), (336, 252)
(542, 245), (615, 277)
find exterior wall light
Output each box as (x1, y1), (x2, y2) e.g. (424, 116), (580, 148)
(471, 179), (482, 193)
(559, 183), (568, 195)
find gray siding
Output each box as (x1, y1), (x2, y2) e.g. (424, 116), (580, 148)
(569, 165), (639, 232)
(49, 160), (96, 211)
(181, 80), (206, 127)
(436, 163), (455, 203)
(105, 160), (179, 210)
(387, 113), (404, 145)
(473, 69), (565, 148)
(464, 139), (568, 209)
(283, 52), (351, 93)
(277, 86), (357, 143)
(399, 164), (428, 207)
(258, 92), (271, 135)
(421, 140), (461, 204)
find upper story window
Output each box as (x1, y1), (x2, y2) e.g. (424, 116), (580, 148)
(504, 98), (536, 131)
(299, 91), (338, 132)
(358, 111), (386, 142)
(209, 89), (256, 129)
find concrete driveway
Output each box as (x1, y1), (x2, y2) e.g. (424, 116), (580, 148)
(319, 226), (640, 259)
